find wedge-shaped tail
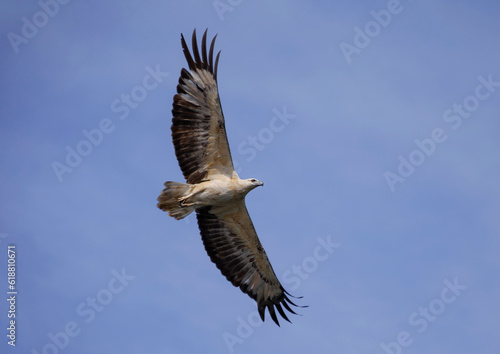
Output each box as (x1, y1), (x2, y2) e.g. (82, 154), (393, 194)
(157, 181), (195, 220)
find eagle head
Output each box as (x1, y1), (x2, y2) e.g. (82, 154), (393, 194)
(245, 178), (264, 190)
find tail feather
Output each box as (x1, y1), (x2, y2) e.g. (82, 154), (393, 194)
(157, 181), (195, 220)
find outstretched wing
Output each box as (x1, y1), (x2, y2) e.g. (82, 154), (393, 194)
(196, 202), (302, 326)
(171, 29), (235, 184)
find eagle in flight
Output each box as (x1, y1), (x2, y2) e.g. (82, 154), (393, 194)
(157, 29), (303, 325)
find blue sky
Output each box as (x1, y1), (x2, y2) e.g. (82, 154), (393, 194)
(1, 0), (499, 353)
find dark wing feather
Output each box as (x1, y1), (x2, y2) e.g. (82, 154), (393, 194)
(171, 29), (234, 184)
(196, 202), (303, 326)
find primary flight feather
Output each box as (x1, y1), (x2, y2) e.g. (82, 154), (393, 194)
(157, 29), (303, 326)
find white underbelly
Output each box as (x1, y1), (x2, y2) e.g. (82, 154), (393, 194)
(191, 179), (242, 206)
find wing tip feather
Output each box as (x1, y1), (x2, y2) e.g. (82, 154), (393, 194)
(256, 288), (306, 326)
(180, 28), (219, 79)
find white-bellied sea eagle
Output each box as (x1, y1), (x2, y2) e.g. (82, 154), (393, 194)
(157, 29), (303, 326)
